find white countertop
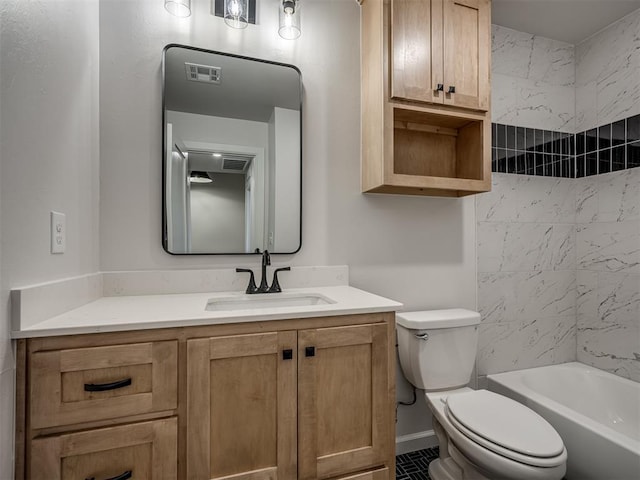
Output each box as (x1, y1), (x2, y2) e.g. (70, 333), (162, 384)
(12, 285), (402, 338)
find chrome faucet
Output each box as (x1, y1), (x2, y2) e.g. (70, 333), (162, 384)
(235, 250), (290, 294)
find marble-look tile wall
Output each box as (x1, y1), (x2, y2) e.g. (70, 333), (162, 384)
(492, 25), (575, 133)
(575, 8), (640, 132)
(576, 168), (640, 381)
(476, 174), (577, 378)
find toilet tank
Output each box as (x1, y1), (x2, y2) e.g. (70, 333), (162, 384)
(396, 309), (480, 391)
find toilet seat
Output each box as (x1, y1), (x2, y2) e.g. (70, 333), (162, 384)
(444, 390), (565, 468)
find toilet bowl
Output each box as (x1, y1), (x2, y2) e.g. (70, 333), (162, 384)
(396, 309), (567, 480)
(426, 389), (567, 480)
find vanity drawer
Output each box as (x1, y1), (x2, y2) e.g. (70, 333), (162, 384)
(30, 417), (177, 480)
(30, 341), (178, 429)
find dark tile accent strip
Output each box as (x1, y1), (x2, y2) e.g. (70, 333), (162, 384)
(492, 114), (640, 178)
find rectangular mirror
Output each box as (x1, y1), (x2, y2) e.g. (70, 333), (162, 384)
(163, 44), (302, 254)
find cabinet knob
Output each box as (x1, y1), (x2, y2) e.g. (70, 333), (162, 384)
(305, 346), (315, 357)
(435, 83), (444, 92)
(283, 349), (293, 360)
(447, 86), (456, 94)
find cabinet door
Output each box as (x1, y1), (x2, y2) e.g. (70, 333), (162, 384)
(186, 332), (297, 480)
(30, 418), (177, 479)
(442, 0), (490, 111)
(390, 0), (444, 104)
(298, 324), (390, 479)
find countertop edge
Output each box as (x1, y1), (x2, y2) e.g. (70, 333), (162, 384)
(11, 304), (400, 339)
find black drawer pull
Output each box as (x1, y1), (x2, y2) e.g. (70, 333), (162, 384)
(447, 85), (456, 94)
(84, 378), (132, 392)
(283, 349), (293, 360)
(86, 470), (132, 480)
(305, 346), (315, 357)
(435, 83), (444, 92)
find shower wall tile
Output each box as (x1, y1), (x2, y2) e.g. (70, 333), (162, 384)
(577, 271), (640, 383)
(577, 325), (640, 383)
(511, 176), (576, 223)
(477, 175), (575, 223)
(575, 169), (640, 382)
(575, 8), (640, 132)
(476, 174), (578, 376)
(491, 24), (574, 133)
(477, 316), (576, 376)
(491, 26), (535, 79)
(492, 74), (575, 132)
(576, 169), (640, 223)
(478, 222), (575, 273)
(576, 221), (640, 273)
(492, 25), (574, 87)
(576, 269), (598, 318)
(478, 271), (576, 324)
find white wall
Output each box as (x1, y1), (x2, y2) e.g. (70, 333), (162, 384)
(269, 107), (300, 252)
(166, 110), (269, 151)
(190, 175), (246, 253)
(99, 0), (477, 444)
(0, 0), (101, 475)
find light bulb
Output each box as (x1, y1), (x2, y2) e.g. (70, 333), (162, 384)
(165, 0), (191, 17)
(279, 0), (300, 40)
(224, 0), (249, 28)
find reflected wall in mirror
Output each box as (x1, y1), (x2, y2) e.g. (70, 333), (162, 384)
(163, 45), (302, 254)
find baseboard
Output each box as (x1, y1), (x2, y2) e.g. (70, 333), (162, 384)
(395, 429), (438, 455)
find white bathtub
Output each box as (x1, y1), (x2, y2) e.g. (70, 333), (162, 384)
(488, 362), (640, 480)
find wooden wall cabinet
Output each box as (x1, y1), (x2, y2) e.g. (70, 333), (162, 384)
(391, 0), (490, 111)
(362, 0), (492, 197)
(16, 313), (396, 480)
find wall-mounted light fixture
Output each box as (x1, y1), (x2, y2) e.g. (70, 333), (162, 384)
(279, 0), (300, 40)
(165, 0), (192, 17)
(189, 171), (213, 184)
(164, 0), (301, 39)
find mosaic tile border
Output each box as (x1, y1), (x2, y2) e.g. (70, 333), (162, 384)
(492, 113), (640, 178)
(396, 447), (439, 480)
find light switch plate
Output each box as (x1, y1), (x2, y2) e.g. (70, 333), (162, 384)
(50, 211), (66, 254)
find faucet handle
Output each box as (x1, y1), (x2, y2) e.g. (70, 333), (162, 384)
(236, 268), (258, 294)
(268, 267), (291, 293)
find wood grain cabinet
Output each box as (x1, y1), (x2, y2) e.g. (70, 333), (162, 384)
(30, 418), (178, 480)
(362, 0), (492, 197)
(186, 323), (391, 480)
(17, 313), (396, 480)
(391, 0), (490, 111)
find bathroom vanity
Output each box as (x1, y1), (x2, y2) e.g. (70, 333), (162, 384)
(12, 281), (401, 480)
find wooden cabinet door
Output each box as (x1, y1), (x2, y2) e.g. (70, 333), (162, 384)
(186, 332), (297, 480)
(298, 324), (390, 479)
(30, 417), (177, 480)
(390, 0), (444, 105)
(442, 0), (490, 111)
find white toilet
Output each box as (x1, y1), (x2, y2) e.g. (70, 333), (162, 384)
(396, 309), (567, 480)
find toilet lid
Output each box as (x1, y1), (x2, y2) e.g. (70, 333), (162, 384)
(445, 390), (565, 459)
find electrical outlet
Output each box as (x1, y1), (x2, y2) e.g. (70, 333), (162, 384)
(50, 211), (66, 254)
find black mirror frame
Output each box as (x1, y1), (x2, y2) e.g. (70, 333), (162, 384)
(161, 44), (303, 256)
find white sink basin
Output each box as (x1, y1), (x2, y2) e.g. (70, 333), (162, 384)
(205, 293), (335, 311)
